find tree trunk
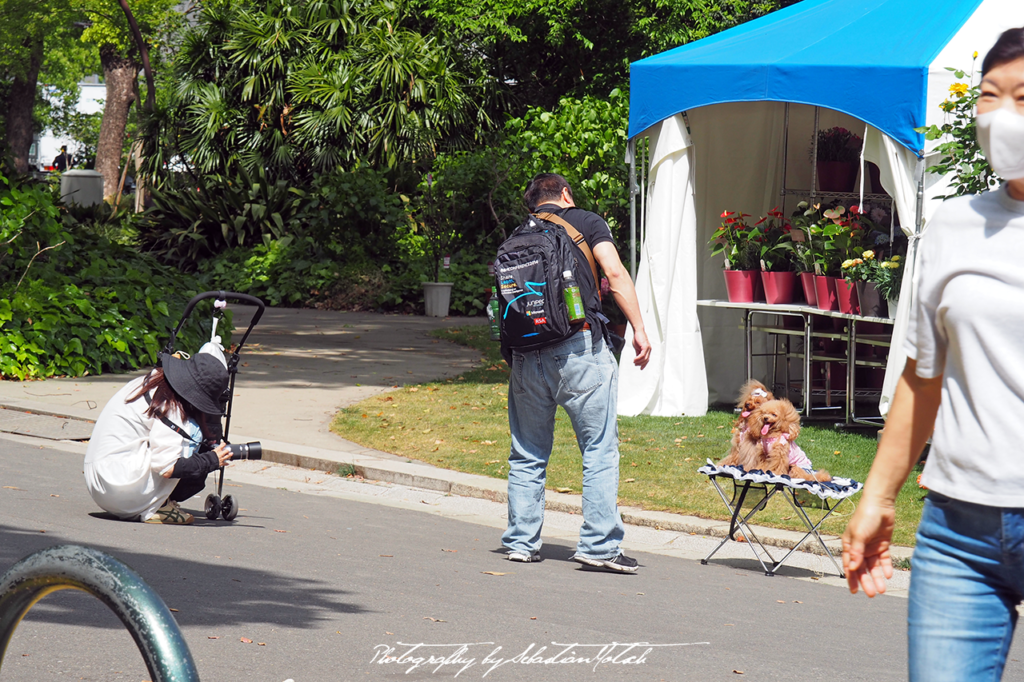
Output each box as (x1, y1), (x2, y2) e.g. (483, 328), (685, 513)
(95, 45), (139, 200)
(6, 37), (44, 174)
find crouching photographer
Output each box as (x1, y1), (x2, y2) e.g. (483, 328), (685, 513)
(84, 344), (246, 525)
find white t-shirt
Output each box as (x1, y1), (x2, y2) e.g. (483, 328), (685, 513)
(906, 184), (1024, 507)
(84, 374), (202, 520)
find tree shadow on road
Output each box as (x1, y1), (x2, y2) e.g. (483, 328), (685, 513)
(0, 524), (372, 631)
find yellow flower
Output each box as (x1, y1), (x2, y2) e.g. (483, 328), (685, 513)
(973, 51), (979, 59)
(842, 259), (855, 269)
(862, 250), (875, 261)
(949, 82), (969, 98)
(892, 255), (901, 261)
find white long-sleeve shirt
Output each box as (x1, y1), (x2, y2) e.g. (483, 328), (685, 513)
(84, 374), (201, 520)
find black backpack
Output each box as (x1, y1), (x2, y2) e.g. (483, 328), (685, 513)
(494, 211), (600, 352)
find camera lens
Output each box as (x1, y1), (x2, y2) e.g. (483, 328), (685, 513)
(227, 442), (263, 460)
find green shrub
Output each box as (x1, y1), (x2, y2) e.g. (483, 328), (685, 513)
(137, 166), (303, 269)
(0, 174), (208, 380)
(139, 165), (409, 272)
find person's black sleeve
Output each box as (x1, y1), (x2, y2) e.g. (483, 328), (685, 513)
(170, 449), (221, 479)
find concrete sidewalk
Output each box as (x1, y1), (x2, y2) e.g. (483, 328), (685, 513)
(0, 306), (908, 568)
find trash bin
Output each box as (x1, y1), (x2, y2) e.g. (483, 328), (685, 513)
(60, 170), (105, 207)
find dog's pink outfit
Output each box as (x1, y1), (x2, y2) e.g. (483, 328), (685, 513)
(759, 430), (814, 469)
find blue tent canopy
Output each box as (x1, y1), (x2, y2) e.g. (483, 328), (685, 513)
(628, 0), (983, 154)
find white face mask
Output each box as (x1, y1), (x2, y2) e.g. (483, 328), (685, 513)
(976, 108), (1024, 180)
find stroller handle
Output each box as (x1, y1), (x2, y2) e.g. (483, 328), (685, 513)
(166, 291), (266, 356)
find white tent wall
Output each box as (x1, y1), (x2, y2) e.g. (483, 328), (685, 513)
(619, 102), (867, 413)
(618, 115), (709, 416)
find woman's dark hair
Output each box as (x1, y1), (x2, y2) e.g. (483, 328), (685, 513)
(983, 28), (1024, 76)
(128, 368), (209, 436)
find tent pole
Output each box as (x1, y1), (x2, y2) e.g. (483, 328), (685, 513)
(641, 139), (647, 261)
(629, 137), (638, 280)
(810, 107), (820, 201)
(781, 103), (791, 208)
(915, 158), (926, 234)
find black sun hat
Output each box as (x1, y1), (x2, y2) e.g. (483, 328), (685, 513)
(160, 352), (229, 416)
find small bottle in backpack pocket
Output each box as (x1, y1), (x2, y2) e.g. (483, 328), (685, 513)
(562, 270), (585, 323)
(487, 286), (501, 340)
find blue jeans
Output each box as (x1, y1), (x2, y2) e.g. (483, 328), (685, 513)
(909, 492), (1024, 681)
(502, 330), (624, 559)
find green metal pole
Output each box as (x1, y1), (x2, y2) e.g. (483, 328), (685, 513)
(0, 544), (199, 681)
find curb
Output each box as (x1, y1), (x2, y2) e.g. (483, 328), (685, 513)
(0, 399), (912, 563)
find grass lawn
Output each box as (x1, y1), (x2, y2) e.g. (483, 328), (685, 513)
(331, 325), (926, 546)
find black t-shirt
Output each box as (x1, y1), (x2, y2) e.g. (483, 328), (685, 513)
(534, 203), (615, 251)
(533, 203), (613, 330)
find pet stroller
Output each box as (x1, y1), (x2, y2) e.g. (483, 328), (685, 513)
(160, 290), (266, 521)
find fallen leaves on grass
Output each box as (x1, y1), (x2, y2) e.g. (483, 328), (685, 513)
(623, 478), (636, 483)
(555, 487), (573, 493)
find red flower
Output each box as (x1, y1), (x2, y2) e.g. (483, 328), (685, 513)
(720, 210), (730, 218)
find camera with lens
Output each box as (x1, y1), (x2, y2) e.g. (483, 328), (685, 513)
(227, 441), (263, 461)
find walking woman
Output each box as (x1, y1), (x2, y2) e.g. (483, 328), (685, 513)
(843, 28), (1024, 681)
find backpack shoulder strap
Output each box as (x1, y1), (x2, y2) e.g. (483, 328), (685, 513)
(533, 211), (599, 288)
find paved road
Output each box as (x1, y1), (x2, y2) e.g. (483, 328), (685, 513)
(4, 436), (1024, 682)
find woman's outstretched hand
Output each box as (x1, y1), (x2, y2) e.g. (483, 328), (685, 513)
(842, 496), (896, 597)
(214, 443), (232, 467)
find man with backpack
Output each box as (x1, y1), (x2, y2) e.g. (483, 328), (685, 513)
(495, 173), (651, 573)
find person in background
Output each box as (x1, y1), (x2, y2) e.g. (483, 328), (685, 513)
(84, 344), (233, 524)
(52, 145), (72, 171)
(501, 173), (652, 573)
(842, 27), (1024, 681)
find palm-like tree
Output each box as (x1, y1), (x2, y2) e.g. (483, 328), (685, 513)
(154, 0), (494, 181)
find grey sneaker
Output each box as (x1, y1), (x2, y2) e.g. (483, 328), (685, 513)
(573, 553), (639, 573)
(507, 550), (541, 563)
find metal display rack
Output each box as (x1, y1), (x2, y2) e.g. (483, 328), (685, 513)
(698, 300), (894, 427)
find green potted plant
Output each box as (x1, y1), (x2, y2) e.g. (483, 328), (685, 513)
(814, 127), (863, 193)
(874, 255), (903, 319)
(417, 172), (460, 317)
(752, 206), (796, 304)
(789, 201), (822, 305)
(708, 210), (761, 302)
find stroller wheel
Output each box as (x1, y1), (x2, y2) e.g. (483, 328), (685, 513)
(205, 494), (222, 520)
(221, 494), (238, 521)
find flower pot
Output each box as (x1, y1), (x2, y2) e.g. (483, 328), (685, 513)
(816, 161), (857, 194)
(887, 297), (899, 320)
(856, 281), (887, 318)
(723, 270), (760, 303)
(813, 275), (838, 311)
(799, 272), (817, 306)
(423, 282), (454, 317)
(836, 278), (860, 314)
(760, 271), (795, 305)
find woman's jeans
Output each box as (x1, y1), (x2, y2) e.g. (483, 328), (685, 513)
(501, 330), (624, 559)
(909, 492), (1024, 681)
